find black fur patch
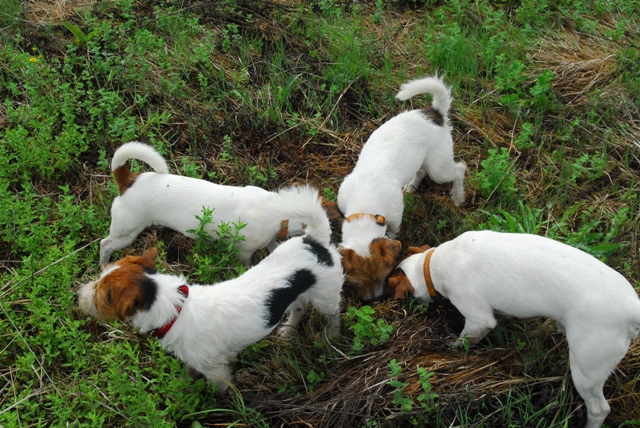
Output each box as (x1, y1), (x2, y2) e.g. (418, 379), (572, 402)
(265, 269), (316, 328)
(137, 276), (158, 311)
(421, 108), (444, 127)
(303, 236), (334, 267)
(143, 265), (158, 275)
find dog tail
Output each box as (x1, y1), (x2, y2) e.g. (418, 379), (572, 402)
(395, 75), (452, 116)
(111, 141), (169, 174)
(254, 185), (332, 247)
(111, 142), (169, 195)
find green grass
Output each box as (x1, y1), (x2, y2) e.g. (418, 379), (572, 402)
(1, 0), (639, 426)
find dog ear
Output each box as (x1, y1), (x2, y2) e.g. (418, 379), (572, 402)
(406, 244), (431, 258)
(378, 239), (402, 260)
(386, 272), (415, 300)
(111, 283), (144, 321)
(338, 247), (354, 268)
(321, 199), (344, 221)
(122, 248), (158, 272)
(142, 247), (158, 263)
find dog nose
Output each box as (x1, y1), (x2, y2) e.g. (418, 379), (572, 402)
(360, 283), (386, 303)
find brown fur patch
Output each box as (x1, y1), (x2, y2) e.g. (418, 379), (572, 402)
(384, 244), (430, 299)
(386, 268), (415, 300)
(93, 248), (158, 320)
(321, 198), (344, 221)
(113, 165), (138, 195)
(406, 244), (430, 258)
(340, 238), (402, 301)
(421, 108), (444, 126)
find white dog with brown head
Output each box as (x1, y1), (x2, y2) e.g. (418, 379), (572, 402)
(324, 76), (466, 301)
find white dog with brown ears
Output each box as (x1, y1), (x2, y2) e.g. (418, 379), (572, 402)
(100, 141), (313, 266)
(386, 230), (640, 428)
(79, 185), (343, 393)
(323, 75), (466, 301)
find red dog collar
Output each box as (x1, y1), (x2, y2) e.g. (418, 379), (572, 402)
(151, 285), (189, 339)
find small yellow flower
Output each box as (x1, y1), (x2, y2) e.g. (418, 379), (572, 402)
(29, 57), (37, 63)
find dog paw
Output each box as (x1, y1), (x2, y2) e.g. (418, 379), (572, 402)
(186, 364), (205, 380)
(402, 184), (417, 194)
(448, 338), (464, 349)
(451, 189), (465, 206)
(276, 324), (298, 339)
(326, 325), (341, 339)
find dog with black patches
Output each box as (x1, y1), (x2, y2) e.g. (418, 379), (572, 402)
(79, 185), (343, 393)
(387, 231), (640, 428)
(323, 75), (466, 301)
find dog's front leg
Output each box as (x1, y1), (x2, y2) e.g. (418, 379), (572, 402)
(451, 315), (497, 348)
(186, 363), (205, 380)
(325, 313), (341, 338)
(204, 362), (233, 395)
(277, 301), (305, 338)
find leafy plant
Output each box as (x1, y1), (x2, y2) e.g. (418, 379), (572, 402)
(513, 122), (536, 150)
(245, 164), (277, 186)
(345, 306), (393, 353)
(529, 69), (557, 112)
(388, 359), (414, 412)
(477, 147), (518, 203)
(416, 367), (438, 413)
(387, 359), (438, 416)
(186, 207), (247, 284)
(306, 369), (325, 390)
(63, 22), (97, 47)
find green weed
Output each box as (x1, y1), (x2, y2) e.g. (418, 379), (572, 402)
(388, 359), (438, 418)
(476, 147), (519, 203)
(185, 207), (246, 284)
(345, 306), (393, 354)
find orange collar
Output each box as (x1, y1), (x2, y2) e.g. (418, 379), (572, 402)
(423, 249), (437, 299)
(345, 213), (386, 226)
(277, 219), (289, 241)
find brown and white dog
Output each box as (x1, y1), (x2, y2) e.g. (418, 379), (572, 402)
(387, 230), (640, 428)
(79, 185), (343, 393)
(100, 141), (313, 266)
(324, 76), (466, 301)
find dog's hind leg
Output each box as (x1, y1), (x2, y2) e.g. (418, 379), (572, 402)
(449, 162), (467, 206)
(426, 160), (466, 206)
(566, 327), (629, 428)
(402, 168), (428, 194)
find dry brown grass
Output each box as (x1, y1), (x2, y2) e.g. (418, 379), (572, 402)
(24, 0), (102, 27)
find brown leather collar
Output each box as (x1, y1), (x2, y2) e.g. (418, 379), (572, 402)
(345, 213), (386, 226)
(423, 249), (437, 299)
